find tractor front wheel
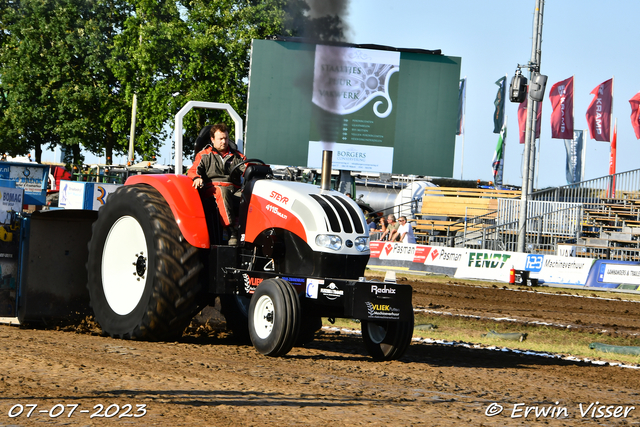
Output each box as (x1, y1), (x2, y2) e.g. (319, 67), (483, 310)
(86, 184), (203, 341)
(248, 278), (300, 357)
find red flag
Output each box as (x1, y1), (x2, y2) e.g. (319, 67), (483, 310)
(630, 91), (640, 139)
(549, 77), (574, 139)
(586, 78), (613, 141)
(517, 90), (542, 144)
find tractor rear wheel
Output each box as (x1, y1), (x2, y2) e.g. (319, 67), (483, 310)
(361, 315), (414, 361)
(248, 278), (300, 356)
(87, 184), (203, 341)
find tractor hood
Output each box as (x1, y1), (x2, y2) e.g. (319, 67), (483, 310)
(244, 180), (370, 256)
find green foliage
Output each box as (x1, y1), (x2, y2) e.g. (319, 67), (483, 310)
(0, 0), (345, 164)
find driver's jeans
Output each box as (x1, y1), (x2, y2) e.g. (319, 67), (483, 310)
(200, 181), (241, 227)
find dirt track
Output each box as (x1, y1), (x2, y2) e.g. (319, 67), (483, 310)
(1, 278), (640, 426)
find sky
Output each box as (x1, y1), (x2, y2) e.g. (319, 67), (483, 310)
(37, 0), (640, 189)
(341, 0), (640, 189)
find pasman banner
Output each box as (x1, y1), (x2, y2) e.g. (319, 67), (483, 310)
(586, 78), (613, 142)
(549, 76), (574, 139)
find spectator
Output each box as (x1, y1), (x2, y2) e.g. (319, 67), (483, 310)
(381, 214), (399, 241)
(366, 215), (376, 234)
(397, 216), (416, 244)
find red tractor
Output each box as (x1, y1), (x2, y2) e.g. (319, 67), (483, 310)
(84, 102), (414, 360)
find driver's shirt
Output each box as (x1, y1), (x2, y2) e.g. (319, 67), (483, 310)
(187, 146), (247, 185)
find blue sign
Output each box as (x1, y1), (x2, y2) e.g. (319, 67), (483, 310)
(0, 162), (49, 205)
(525, 254), (544, 272)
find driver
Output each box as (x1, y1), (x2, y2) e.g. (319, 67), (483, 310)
(188, 123), (246, 245)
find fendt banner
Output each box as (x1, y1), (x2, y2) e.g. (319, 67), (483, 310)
(245, 38), (461, 177)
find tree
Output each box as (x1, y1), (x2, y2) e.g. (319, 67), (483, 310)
(0, 0), (343, 165)
(168, 0), (289, 160)
(0, 0), (132, 164)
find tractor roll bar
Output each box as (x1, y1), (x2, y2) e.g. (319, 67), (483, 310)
(174, 101), (244, 175)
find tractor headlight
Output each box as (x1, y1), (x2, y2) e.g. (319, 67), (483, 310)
(315, 234), (342, 251)
(354, 236), (369, 252)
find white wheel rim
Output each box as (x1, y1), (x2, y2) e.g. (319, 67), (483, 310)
(253, 295), (275, 339)
(102, 216), (148, 315)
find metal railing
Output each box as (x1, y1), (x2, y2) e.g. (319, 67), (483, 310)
(497, 199), (582, 237)
(530, 168), (640, 205)
(373, 169), (640, 260)
(416, 203), (582, 254)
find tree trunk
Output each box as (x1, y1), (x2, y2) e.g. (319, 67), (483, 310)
(72, 144), (82, 165)
(34, 140), (42, 163)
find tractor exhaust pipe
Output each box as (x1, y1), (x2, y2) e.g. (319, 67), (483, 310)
(321, 150), (332, 191)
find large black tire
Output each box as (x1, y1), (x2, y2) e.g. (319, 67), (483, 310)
(361, 314), (414, 361)
(248, 278), (300, 357)
(219, 294), (251, 342)
(86, 184), (203, 341)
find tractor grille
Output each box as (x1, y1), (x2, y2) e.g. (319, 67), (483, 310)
(310, 194), (364, 234)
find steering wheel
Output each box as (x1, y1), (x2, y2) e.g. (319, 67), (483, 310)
(228, 158), (266, 179)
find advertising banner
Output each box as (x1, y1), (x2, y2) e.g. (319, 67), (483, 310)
(0, 187), (24, 224)
(0, 162), (49, 205)
(309, 45), (400, 172)
(423, 246), (466, 269)
(59, 181), (121, 210)
(455, 249), (527, 282)
(370, 241), (430, 263)
(246, 39), (462, 177)
(600, 263), (640, 286)
(531, 254), (594, 286)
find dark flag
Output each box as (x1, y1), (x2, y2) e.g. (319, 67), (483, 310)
(549, 77), (574, 139)
(564, 130), (584, 184)
(493, 76), (506, 133)
(586, 78), (613, 142)
(456, 78), (466, 135)
(492, 123), (506, 185)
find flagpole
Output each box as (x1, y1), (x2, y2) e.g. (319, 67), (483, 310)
(611, 76), (615, 141)
(460, 76), (467, 180)
(517, 0), (544, 252)
(609, 119), (617, 197)
(609, 77), (616, 197)
(581, 129), (587, 181)
(535, 135), (540, 189)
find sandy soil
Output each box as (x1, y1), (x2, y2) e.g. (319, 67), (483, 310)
(1, 278), (639, 426)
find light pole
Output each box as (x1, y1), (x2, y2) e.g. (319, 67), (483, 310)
(516, 0), (545, 252)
